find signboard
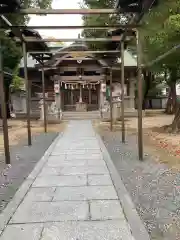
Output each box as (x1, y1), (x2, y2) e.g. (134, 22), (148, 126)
(54, 83), (60, 93)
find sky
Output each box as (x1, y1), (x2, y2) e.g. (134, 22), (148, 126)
(28, 0), (83, 44)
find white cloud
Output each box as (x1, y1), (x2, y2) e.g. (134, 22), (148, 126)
(28, 0), (83, 42)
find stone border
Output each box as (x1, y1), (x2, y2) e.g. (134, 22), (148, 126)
(0, 132), (63, 235)
(96, 133), (150, 240)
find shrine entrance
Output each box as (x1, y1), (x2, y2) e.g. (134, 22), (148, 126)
(62, 85), (100, 111)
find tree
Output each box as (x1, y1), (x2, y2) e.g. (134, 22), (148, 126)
(81, 0), (120, 50)
(140, 1), (180, 114)
(141, 0), (180, 131)
(0, 0), (53, 118)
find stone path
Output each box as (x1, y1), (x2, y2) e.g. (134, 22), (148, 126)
(0, 121), (135, 240)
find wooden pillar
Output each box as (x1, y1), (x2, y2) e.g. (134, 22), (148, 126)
(121, 41), (125, 143)
(0, 40), (10, 164)
(22, 42), (32, 146)
(79, 85), (82, 103)
(110, 68), (113, 131)
(89, 88), (91, 104)
(129, 79), (135, 109)
(136, 30), (143, 160)
(41, 67), (47, 133)
(70, 89), (73, 105)
(59, 82), (61, 110)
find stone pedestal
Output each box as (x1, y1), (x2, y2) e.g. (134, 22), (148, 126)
(112, 100), (121, 123)
(39, 100), (47, 121)
(76, 102), (87, 112)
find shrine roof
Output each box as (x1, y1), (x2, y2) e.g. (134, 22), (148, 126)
(35, 42), (108, 69)
(7, 28), (52, 63)
(19, 50), (137, 69)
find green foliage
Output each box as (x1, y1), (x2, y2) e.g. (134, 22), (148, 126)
(10, 75), (24, 92)
(140, 0), (180, 71)
(0, 0), (53, 76)
(81, 0), (119, 50)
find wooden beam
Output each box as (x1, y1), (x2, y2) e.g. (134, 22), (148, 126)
(29, 50), (121, 54)
(15, 37), (122, 42)
(19, 8), (119, 15)
(3, 24), (139, 30)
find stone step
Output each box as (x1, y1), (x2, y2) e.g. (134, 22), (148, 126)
(62, 111), (100, 120)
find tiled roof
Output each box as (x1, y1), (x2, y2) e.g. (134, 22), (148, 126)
(19, 48), (137, 69)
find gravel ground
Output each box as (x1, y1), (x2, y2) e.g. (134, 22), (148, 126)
(99, 130), (180, 240)
(0, 132), (58, 212)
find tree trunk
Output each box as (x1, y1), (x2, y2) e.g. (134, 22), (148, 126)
(142, 71), (152, 110)
(165, 82), (177, 114)
(171, 105), (180, 132)
(0, 83), (10, 119)
(165, 68), (177, 114)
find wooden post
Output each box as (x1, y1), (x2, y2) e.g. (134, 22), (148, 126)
(0, 41), (10, 164)
(79, 85), (82, 103)
(136, 30), (143, 160)
(89, 88), (91, 104)
(59, 81), (61, 118)
(42, 67), (47, 133)
(121, 41), (125, 143)
(70, 89), (73, 105)
(110, 68), (113, 131)
(22, 42), (32, 146)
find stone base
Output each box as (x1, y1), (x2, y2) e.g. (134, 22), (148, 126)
(76, 102), (87, 112)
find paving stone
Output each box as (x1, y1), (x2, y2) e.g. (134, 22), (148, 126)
(90, 200), (124, 220)
(0, 224), (43, 240)
(59, 165), (108, 175)
(46, 158), (87, 167)
(53, 150), (102, 155)
(24, 187), (56, 202)
(46, 157), (106, 167)
(39, 166), (108, 176)
(10, 201), (89, 223)
(66, 154), (103, 160)
(53, 186), (118, 201)
(87, 159), (106, 166)
(38, 167), (62, 176)
(41, 220), (134, 240)
(88, 174), (113, 186)
(33, 175), (87, 187)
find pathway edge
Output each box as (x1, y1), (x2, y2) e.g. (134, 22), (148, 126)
(0, 132), (63, 234)
(96, 132), (150, 240)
